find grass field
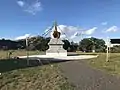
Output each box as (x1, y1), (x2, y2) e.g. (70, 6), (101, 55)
(0, 50), (75, 90)
(87, 53), (120, 76)
(0, 62), (75, 90)
(0, 50), (44, 59)
(1, 50), (120, 90)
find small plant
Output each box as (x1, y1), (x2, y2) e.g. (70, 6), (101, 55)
(7, 50), (15, 59)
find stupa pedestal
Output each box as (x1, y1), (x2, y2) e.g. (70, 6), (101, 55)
(46, 38), (67, 56)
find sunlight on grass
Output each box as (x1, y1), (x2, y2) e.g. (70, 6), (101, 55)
(0, 49), (75, 90)
(0, 64), (75, 90)
(87, 53), (120, 75)
(0, 50), (44, 59)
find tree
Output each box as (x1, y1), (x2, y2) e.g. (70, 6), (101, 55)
(110, 45), (120, 53)
(69, 41), (78, 52)
(17, 39), (26, 49)
(0, 39), (19, 50)
(79, 38), (92, 52)
(28, 36), (50, 51)
(79, 37), (106, 52)
(62, 40), (70, 50)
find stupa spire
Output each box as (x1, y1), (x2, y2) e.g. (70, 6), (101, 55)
(52, 21), (61, 39)
(54, 21), (57, 31)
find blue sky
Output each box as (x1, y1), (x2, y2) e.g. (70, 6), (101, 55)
(0, 0), (120, 41)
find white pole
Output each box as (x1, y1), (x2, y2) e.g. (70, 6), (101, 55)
(106, 44), (109, 62)
(26, 37), (29, 65)
(106, 37), (109, 62)
(109, 41), (111, 59)
(26, 37), (28, 47)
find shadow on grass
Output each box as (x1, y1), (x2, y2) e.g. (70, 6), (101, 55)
(0, 58), (70, 73)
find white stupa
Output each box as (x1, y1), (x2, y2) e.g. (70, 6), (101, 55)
(46, 21), (67, 56)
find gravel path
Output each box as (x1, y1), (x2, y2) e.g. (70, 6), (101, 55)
(60, 60), (120, 90)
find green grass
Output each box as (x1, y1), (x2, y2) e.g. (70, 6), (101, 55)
(0, 50), (45, 59)
(0, 60), (75, 90)
(87, 53), (120, 75)
(0, 50), (75, 90)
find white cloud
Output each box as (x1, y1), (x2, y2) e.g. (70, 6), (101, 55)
(86, 36), (92, 38)
(105, 26), (118, 33)
(84, 27), (97, 35)
(24, 0), (42, 15)
(60, 35), (67, 39)
(50, 25), (81, 39)
(17, 0), (25, 7)
(69, 27), (97, 40)
(15, 34), (31, 40)
(58, 25), (80, 34)
(17, 0), (42, 15)
(101, 22), (108, 25)
(70, 32), (78, 39)
(44, 24), (97, 43)
(43, 25), (81, 39)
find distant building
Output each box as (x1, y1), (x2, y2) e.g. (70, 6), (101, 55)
(110, 39), (120, 47)
(110, 44), (120, 47)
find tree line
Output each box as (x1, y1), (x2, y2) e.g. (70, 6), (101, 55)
(0, 36), (119, 53)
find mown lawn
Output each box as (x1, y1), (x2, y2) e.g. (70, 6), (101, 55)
(0, 50), (75, 90)
(0, 59), (75, 90)
(0, 50), (44, 59)
(87, 53), (120, 75)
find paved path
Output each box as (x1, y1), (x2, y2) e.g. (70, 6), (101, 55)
(60, 60), (120, 90)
